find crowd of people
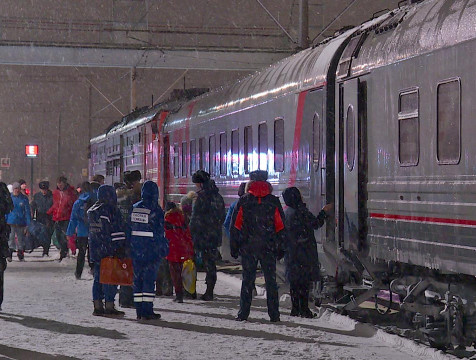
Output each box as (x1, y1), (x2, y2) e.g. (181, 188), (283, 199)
(0, 168), (332, 322)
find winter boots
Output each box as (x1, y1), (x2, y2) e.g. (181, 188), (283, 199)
(200, 286), (214, 301)
(174, 292), (184, 303)
(92, 300), (105, 316)
(290, 289), (300, 316)
(104, 302), (125, 317)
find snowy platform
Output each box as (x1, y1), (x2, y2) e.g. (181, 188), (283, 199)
(0, 249), (452, 360)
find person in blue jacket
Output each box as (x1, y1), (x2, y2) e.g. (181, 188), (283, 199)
(87, 185), (127, 317)
(223, 182), (246, 239)
(6, 182), (31, 261)
(67, 181), (95, 279)
(129, 180), (168, 320)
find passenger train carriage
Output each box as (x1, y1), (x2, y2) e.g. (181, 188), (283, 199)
(90, 0), (476, 348)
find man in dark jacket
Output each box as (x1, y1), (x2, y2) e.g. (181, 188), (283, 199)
(87, 185), (127, 317)
(30, 181), (54, 256)
(117, 170), (142, 308)
(129, 181), (168, 320)
(0, 182), (13, 310)
(189, 170), (225, 301)
(282, 186), (332, 318)
(230, 170), (286, 322)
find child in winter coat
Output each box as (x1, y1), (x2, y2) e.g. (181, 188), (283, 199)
(282, 186), (332, 318)
(164, 202), (194, 303)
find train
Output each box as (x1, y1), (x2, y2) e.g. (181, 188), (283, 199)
(90, 0), (476, 349)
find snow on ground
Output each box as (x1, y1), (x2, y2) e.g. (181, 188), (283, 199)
(0, 249), (456, 360)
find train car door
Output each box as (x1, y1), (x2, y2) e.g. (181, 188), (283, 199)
(338, 78), (367, 253)
(305, 89), (326, 240)
(162, 134), (170, 207)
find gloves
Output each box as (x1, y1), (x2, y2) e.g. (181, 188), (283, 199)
(230, 249), (239, 259)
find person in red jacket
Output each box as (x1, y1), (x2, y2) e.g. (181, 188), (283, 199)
(164, 202), (194, 303)
(47, 176), (78, 261)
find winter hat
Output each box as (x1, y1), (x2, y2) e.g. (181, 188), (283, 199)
(249, 170), (268, 181)
(130, 170), (142, 182)
(39, 181), (50, 190)
(165, 201), (177, 212)
(12, 182), (20, 190)
(192, 170), (210, 184)
(282, 187), (303, 208)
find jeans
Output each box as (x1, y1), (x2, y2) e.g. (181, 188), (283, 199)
(75, 237), (92, 278)
(55, 220), (69, 259)
(238, 251), (279, 321)
(8, 225), (25, 251)
(92, 262), (118, 302)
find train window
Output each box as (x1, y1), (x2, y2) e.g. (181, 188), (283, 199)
(274, 119), (284, 172)
(138, 132), (141, 144)
(220, 132), (227, 175)
(437, 79), (461, 164)
(181, 142), (187, 177)
(398, 89), (419, 166)
(258, 123), (268, 171)
(199, 138), (205, 171)
(173, 144), (179, 178)
(337, 34), (363, 79)
(209, 135), (216, 176)
(345, 105), (355, 171)
(106, 161), (113, 176)
(231, 129), (239, 175)
(312, 113), (320, 165)
(190, 139), (196, 174)
(244, 126), (253, 174)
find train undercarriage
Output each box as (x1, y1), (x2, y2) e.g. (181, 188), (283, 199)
(317, 256), (476, 351)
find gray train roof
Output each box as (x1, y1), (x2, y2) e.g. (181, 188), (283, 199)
(164, 13), (391, 133)
(90, 107), (159, 145)
(351, 0), (476, 76)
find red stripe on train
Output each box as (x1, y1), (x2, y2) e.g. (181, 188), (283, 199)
(288, 91), (308, 187)
(370, 213), (476, 226)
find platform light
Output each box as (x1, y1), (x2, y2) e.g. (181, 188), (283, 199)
(25, 145), (39, 158)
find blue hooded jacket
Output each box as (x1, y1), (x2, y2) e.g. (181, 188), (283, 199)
(6, 193), (31, 226)
(87, 185), (126, 263)
(66, 192), (94, 237)
(129, 181), (168, 263)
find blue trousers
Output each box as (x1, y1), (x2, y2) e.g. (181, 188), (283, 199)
(92, 262), (118, 302)
(238, 251), (280, 321)
(133, 260), (160, 317)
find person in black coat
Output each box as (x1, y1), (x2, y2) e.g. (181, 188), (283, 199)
(189, 170), (225, 301)
(230, 170), (286, 322)
(282, 186), (332, 318)
(0, 182), (13, 310)
(30, 181), (54, 256)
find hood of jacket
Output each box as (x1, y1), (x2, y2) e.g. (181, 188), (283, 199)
(282, 186), (303, 208)
(78, 192), (92, 202)
(248, 181), (272, 198)
(141, 180), (159, 205)
(97, 185), (117, 205)
(165, 207), (185, 227)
